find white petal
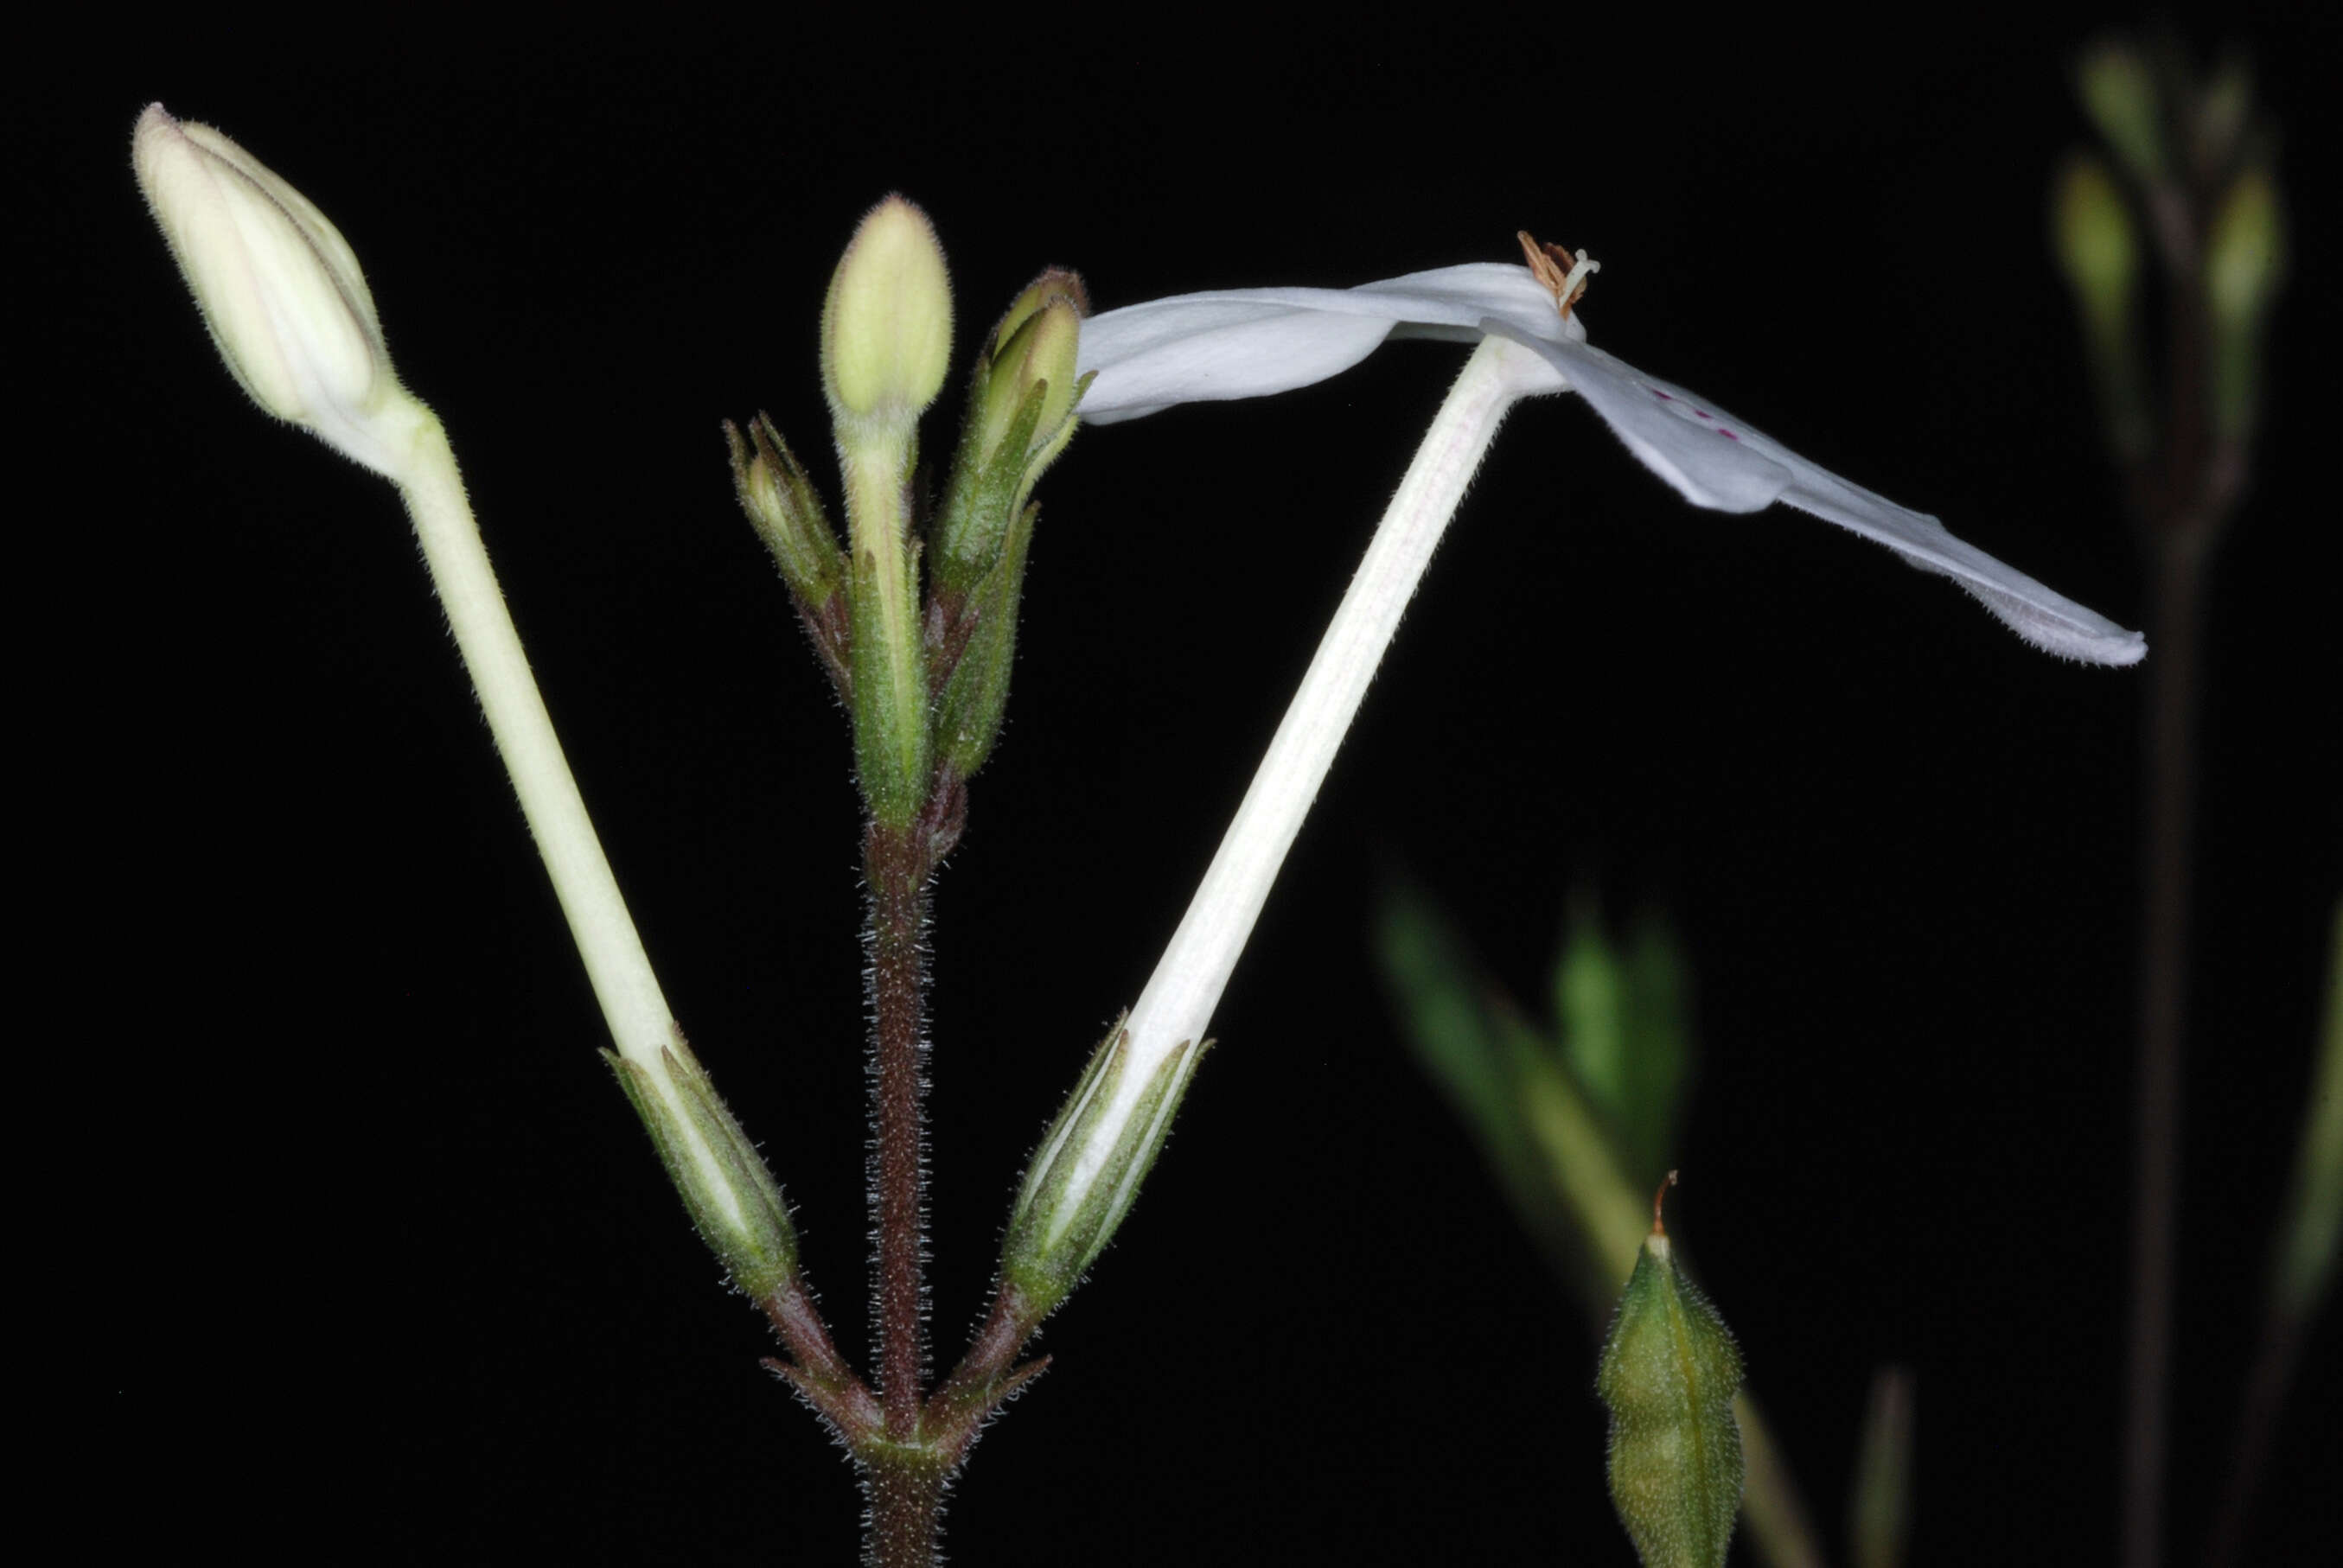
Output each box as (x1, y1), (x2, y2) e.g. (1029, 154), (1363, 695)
(1078, 257), (2144, 666)
(1077, 262), (1578, 423)
(1489, 323), (2146, 666)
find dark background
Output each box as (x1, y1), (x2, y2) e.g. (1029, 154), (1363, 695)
(41, 15), (2337, 1565)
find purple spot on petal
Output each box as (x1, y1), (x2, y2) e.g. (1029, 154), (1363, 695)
(1694, 408), (1714, 419)
(1650, 388), (1675, 401)
(1717, 429), (1740, 441)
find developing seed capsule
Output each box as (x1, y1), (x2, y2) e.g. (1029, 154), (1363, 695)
(1595, 1172), (1745, 1568)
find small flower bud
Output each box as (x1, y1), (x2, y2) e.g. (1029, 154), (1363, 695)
(2077, 39), (2167, 187)
(1000, 1019), (1207, 1319)
(2052, 153), (2141, 332)
(132, 104), (424, 477)
(2205, 163), (2287, 443)
(2051, 151), (2152, 462)
(974, 273), (1087, 475)
(820, 195), (953, 438)
(933, 272), (1089, 600)
(726, 414), (846, 613)
(604, 1033), (800, 1303)
(1597, 1174), (1745, 1568)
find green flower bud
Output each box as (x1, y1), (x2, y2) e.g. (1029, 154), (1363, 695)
(2205, 163), (2287, 444)
(2077, 39), (2167, 186)
(2052, 153), (2140, 333)
(2050, 152), (2152, 462)
(2192, 55), (2256, 178)
(604, 1034), (800, 1303)
(727, 414), (845, 613)
(935, 271), (1092, 597)
(1597, 1174), (1745, 1568)
(974, 273), (1087, 475)
(820, 195), (953, 438)
(820, 197), (950, 826)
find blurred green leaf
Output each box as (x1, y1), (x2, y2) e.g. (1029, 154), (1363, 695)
(2271, 902), (2343, 1323)
(1848, 1365), (1915, 1568)
(1374, 882), (1549, 1224)
(1555, 901), (1692, 1189)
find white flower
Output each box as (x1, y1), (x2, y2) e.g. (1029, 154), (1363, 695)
(1025, 247), (2143, 1275)
(1077, 251), (2145, 668)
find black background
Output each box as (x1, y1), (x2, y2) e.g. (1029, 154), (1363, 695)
(41, 15), (2339, 1564)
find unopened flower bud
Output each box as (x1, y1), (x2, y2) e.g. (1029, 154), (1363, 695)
(820, 195), (953, 438)
(2077, 39), (2167, 186)
(933, 271), (1090, 599)
(2051, 151), (2152, 462)
(132, 104), (424, 477)
(1597, 1174), (1744, 1568)
(2052, 153), (2140, 335)
(974, 272), (1088, 474)
(726, 414), (845, 612)
(2205, 163), (2287, 443)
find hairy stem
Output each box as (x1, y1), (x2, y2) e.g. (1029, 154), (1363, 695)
(862, 1448), (949, 1568)
(865, 819), (933, 1445)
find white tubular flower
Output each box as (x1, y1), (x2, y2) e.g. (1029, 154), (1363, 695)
(132, 104), (425, 477)
(1009, 331), (1561, 1291)
(1077, 249), (2145, 668)
(1019, 243), (2142, 1293)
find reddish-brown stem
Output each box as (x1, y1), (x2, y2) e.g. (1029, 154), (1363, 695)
(862, 1452), (949, 1568)
(865, 819), (933, 1446)
(932, 1282), (1043, 1420)
(2202, 1301), (2308, 1568)
(2123, 533), (2203, 1568)
(2120, 159), (2241, 1568)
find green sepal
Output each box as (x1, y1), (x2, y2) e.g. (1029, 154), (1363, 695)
(934, 378), (1048, 600)
(1596, 1185), (1745, 1568)
(603, 1036), (800, 1303)
(1001, 1017), (1208, 1319)
(934, 499), (1037, 783)
(849, 525), (931, 829)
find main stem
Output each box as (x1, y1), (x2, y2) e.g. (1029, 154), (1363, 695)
(2121, 196), (2231, 1568)
(866, 819), (932, 1444)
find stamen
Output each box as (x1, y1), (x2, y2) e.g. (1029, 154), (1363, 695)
(1516, 230), (1601, 322)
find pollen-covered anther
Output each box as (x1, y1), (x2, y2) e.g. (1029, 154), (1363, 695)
(1516, 230), (1601, 320)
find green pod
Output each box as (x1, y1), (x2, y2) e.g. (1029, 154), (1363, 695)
(1596, 1175), (1744, 1568)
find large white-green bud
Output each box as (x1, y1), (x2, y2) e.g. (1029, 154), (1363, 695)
(132, 104), (425, 477)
